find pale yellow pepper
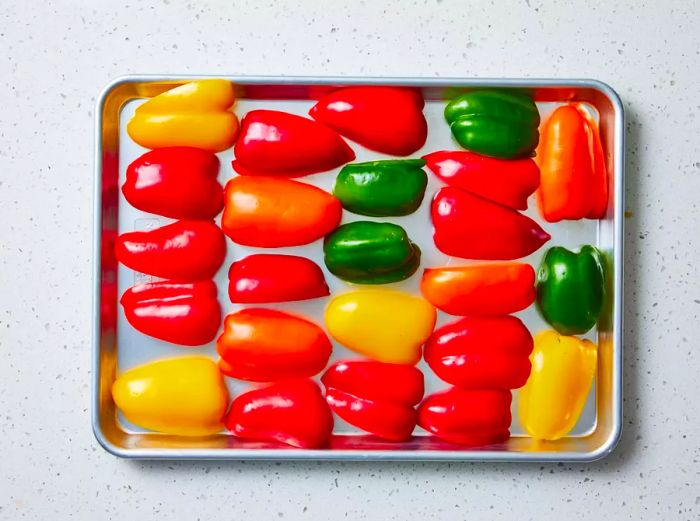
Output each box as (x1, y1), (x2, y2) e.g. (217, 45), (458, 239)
(127, 79), (239, 151)
(325, 289), (436, 364)
(518, 330), (597, 440)
(112, 356), (229, 436)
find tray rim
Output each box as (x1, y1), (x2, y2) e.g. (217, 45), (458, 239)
(92, 75), (625, 462)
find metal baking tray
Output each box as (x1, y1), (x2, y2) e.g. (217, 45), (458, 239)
(92, 76), (624, 461)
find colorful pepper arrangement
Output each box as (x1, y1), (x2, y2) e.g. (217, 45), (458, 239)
(112, 80), (609, 449)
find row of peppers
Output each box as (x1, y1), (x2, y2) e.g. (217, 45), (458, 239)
(112, 79), (607, 447)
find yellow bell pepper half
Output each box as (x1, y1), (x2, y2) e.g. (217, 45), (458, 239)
(518, 330), (597, 440)
(127, 79), (239, 152)
(112, 356), (229, 436)
(325, 289), (436, 364)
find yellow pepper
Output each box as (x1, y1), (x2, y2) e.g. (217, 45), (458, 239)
(112, 356), (229, 436)
(127, 79), (239, 151)
(518, 330), (597, 440)
(325, 289), (436, 364)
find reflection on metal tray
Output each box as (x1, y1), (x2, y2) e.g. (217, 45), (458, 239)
(93, 76), (624, 461)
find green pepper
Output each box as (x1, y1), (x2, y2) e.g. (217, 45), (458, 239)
(444, 90), (540, 159)
(323, 221), (421, 284)
(333, 159), (427, 217)
(535, 245), (605, 335)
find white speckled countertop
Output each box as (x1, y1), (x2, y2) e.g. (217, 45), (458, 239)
(1, 1), (699, 519)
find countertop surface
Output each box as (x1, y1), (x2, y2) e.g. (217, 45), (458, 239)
(1, 1), (699, 519)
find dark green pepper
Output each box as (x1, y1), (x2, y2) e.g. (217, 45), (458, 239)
(323, 221), (421, 284)
(444, 90), (540, 159)
(333, 159), (427, 217)
(535, 245), (605, 335)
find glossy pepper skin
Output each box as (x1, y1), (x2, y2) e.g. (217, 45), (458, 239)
(221, 176), (342, 247)
(420, 263), (535, 316)
(325, 289), (436, 364)
(518, 330), (597, 440)
(115, 220), (226, 280)
(418, 388), (511, 446)
(232, 109), (355, 177)
(120, 280), (221, 346)
(536, 104), (608, 222)
(323, 221), (421, 284)
(333, 159), (428, 216)
(423, 150), (539, 210)
(112, 357), (229, 436)
(309, 86), (428, 155)
(424, 316), (533, 390)
(216, 308), (332, 382)
(431, 187), (550, 260)
(127, 79), (238, 152)
(536, 245), (605, 335)
(228, 254), (329, 303)
(122, 147), (223, 219)
(322, 361), (424, 441)
(444, 90), (540, 159)
(225, 379), (333, 448)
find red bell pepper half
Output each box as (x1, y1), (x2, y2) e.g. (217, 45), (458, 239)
(423, 316), (533, 390)
(423, 150), (540, 210)
(232, 109), (355, 177)
(431, 187), (550, 260)
(120, 280), (221, 346)
(321, 360), (424, 441)
(418, 387), (511, 446)
(225, 379), (333, 448)
(122, 147), (223, 219)
(216, 308), (332, 382)
(115, 220), (226, 281)
(228, 254), (329, 303)
(309, 87), (428, 156)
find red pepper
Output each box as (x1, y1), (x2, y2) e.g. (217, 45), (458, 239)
(216, 308), (332, 382)
(115, 220), (226, 280)
(423, 150), (540, 210)
(232, 110), (355, 177)
(120, 280), (221, 346)
(309, 87), (427, 155)
(423, 316), (533, 389)
(225, 379), (333, 448)
(431, 187), (550, 260)
(122, 147), (223, 219)
(418, 388), (511, 446)
(321, 360), (424, 441)
(228, 254), (329, 303)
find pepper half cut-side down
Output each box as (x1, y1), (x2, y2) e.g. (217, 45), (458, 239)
(232, 109), (355, 177)
(325, 289), (436, 364)
(127, 79), (239, 152)
(225, 379), (333, 449)
(221, 176), (342, 247)
(423, 150), (540, 210)
(536, 245), (605, 335)
(112, 356), (229, 436)
(122, 147), (223, 220)
(115, 220), (226, 281)
(120, 280), (221, 346)
(216, 308), (332, 382)
(420, 263), (535, 316)
(536, 104), (608, 222)
(322, 360), (424, 441)
(333, 159), (428, 216)
(444, 90), (540, 159)
(431, 187), (550, 260)
(228, 254), (329, 303)
(323, 221), (421, 284)
(518, 330), (597, 440)
(423, 316), (533, 389)
(309, 86), (428, 155)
